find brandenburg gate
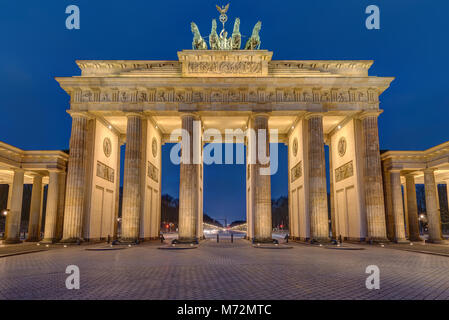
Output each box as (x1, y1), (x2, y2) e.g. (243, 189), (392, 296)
(2, 10), (400, 245)
(53, 41), (394, 244)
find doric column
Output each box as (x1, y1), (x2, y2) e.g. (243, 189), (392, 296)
(423, 169), (444, 243)
(55, 171), (67, 241)
(5, 169), (24, 244)
(306, 114), (329, 242)
(113, 139), (124, 240)
(121, 114), (143, 242)
(252, 114), (272, 242)
(360, 113), (388, 241)
(389, 170), (407, 242)
(328, 142), (336, 240)
(2, 183), (13, 239)
(178, 114), (200, 242)
(61, 113), (89, 243)
(42, 171), (61, 243)
(404, 174), (421, 241)
(26, 174), (43, 242)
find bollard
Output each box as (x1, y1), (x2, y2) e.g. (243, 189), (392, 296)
(217, 233), (219, 243)
(107, 235), (110, 244)
(231, 233), (234, 243)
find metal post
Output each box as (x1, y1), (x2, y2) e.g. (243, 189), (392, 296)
(217, 233), (219, 243)
(231, 233), (233, 243)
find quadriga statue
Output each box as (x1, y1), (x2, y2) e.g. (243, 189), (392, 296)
(191, 22), (208, 50)
(231, 18), (241, 50)
(209, 19), (219, 50)
(244, 21), (262, 50)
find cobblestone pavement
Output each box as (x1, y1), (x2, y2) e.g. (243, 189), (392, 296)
(0, 239), (449, 300)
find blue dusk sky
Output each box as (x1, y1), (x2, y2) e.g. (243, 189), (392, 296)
(0, 0), (448, 222)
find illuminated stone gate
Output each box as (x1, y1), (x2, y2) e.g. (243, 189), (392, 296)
(54, 48), (394, 243)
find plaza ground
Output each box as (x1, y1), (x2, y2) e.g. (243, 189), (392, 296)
(0, 235), (449, 300)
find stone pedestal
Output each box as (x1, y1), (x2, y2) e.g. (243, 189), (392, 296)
(390, 170), (407, 243)
(361, 114), (388, 242)
(423, 169), (444, 243)
(306, 114), (329, 242)
(121, 114), (143, 242)
(405, 174), (421, 241)
(178, 114), (200, 242)
(5, 169), (24, 244)
(42, 171), (61, 243)
(26, 174), (43, 242)
(61, 114), (89, 243)
(253, 114), (272, 242)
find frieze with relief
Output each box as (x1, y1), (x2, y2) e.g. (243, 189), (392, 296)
(96, 161), (115, 183)
(73, 88), (379, 104)
(148, 161), (159, 183)
(291, 161), (302, 183)
(335, 161), (354, 183)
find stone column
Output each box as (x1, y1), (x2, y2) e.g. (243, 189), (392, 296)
(253, 114), (272, 242)
(5, 169), (24, 244)
(360, 114), (388, 241)
(178, 114), (200, 242)
(306, 114), (329, 242)
(55, 171), (67, 241)
(328, 142), (336, 240)
(42, 171), (61, 243)
(404, 174), (421, 241)
(2, 183), (13, 239)
(389, 170), (407, 242)
(26, 174), (43, 242)
(423, 169), (444, 243)
(121, 114), (143, 242)
(61, 114), (89, 243)
(113, 139), (123, 240)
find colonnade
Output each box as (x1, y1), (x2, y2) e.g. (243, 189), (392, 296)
(382, 168), (447, 243)
(2, 169), (66, 244)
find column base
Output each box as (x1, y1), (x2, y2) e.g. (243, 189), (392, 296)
(119, 237), (140, 244)
(425, 239), (449, 244)
(408, 236), (423, 242)
(366, 237), (389, 244)
(40, 238), (59, 244)
(394, 239), (410, 244)
(4, 238), (22, 244)
(310, 237), (330, 244)
(60, 237), (84, 244)
(175, 238), (199, 244)
(25, 238), (41, 242)
(252, 237), (275, 244)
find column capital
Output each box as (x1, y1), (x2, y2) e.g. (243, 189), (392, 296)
(47, 169), (64, 174)
(125, 112), (145, 119)
(30, 172), (44, 179)
(251, 112), (270, 119)
(180, 112), (200, 120)
(356, 110), (383, 120)
(304, 112), (323, 120)
(423, 168), (436, 174)
(67, 111), (93, 120)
